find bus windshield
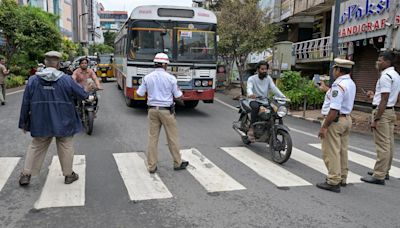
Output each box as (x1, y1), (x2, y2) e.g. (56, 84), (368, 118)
(177, 30), (216, 61)
(128, 25), (173, 60)
(128, 21), (216, 62)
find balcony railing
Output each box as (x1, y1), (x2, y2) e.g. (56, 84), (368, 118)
(293, 36), (331, 63)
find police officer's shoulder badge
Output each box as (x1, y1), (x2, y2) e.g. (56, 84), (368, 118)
(332, 90), (339, 97)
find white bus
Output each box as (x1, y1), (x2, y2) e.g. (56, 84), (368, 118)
(114, 5), (217, 108)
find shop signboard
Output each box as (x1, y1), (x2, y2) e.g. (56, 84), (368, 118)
(338, 0), (400, 43)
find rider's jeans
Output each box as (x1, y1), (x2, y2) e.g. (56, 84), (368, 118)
(250, 101), (261, 126)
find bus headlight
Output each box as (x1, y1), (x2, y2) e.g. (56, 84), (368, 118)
(195, 80), (202, 87)
(201, 80), (209, 87)
(138, 78), (142, 85)
(277, 106), (288, 117)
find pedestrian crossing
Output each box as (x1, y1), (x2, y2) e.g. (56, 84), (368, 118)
(0, 157), (21, 192)
(113, 152), (173, 201)
(34, 155), (86, 209)
(0, 144), (399, 209)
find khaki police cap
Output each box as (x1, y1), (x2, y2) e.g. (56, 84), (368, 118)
(333, 58), (355, 69)
(44, 51), (62, 59)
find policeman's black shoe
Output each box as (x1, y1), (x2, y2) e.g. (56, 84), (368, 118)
(174, 161), (189, 171)
(19, 173), (31, 186)
(64, 172), (79, 184)
(149, 166), (158, 174)
(1, 102), (5, 105)
(316, 182), (341, 193)
(367, 171), (389, 180)
(360, 176), (385, 185)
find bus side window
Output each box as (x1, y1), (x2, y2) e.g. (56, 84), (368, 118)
(129, 31), (138, 59)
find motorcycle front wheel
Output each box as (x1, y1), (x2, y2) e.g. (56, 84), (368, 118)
(84, 111), (94, 135)
(269, 129), (292, 164)
(240, 114), (251, 145)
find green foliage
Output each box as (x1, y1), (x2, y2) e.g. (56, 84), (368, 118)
(61, 38), (79, 61)
(0, 0), (63, 74)
(278, 71), (325, 107)
(103, 31), (117, 48)
(217, 0), (279, 81)
(5, 75), (26, 89)
(279, 71), (304, 92)
(89, 44), (114, 55)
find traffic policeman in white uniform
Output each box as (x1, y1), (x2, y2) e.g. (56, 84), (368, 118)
(361, 51), (400, 185)
(137, 53), (189, 173)
(317, 58), (356, 193)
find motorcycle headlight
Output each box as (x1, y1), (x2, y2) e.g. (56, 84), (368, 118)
(195, 80), (202, 87)
(277, 106), (288, 117)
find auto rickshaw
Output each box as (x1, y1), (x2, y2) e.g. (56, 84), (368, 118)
(96, 54), (114, 82)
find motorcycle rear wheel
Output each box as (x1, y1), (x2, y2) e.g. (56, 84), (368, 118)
(269, 129), (292, 164)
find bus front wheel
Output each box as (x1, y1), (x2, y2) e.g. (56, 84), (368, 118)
(125, 96), (135, 107)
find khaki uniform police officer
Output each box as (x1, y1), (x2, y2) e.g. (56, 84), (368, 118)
(137, 53), (189, 174)
(361, 51), (400, 185)
(317, 58), (356, 193)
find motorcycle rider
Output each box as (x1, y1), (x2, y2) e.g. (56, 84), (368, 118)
(246, 61), (286, 142)
(72, 58), (102, 92)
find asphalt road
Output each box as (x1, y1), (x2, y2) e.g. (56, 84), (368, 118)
(0, 81), (399, 228)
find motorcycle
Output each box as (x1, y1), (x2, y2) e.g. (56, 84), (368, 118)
(233, 96), (292, 164)
(77, 89), (99, 135)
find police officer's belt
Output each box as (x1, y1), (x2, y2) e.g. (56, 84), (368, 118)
(372, 105), (394, 110)
(148, 106), (171, 110)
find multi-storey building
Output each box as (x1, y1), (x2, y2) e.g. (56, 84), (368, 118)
(99, 8), (128, 32)
(19, 0), (74, 39)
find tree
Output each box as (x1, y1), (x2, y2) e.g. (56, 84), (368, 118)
(88, 43), (114, 55)
(61, 38), (79, 61)
(103, 31), (117, 48)
(217, 0), (280, 93)
(0, 0), (62, 72)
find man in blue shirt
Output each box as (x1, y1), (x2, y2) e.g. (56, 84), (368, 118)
(137, 53), (189, 173)
(18, 51), (91, 186)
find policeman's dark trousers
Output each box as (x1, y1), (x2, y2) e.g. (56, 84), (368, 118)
(22, 137), (75, 176)
(147, 109), (182, 171)
(372, 109), (396, 180)
(321, 116), (352, 185)
(250, 101), (261, 125)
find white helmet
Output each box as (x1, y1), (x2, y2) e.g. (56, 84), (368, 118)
(153, 53), (170, 64)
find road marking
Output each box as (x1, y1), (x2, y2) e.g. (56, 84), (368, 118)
(291, 148), (362, 183)
(220, 147), (312, 187)
(6, 89), (25, 96)
(215, 97), (400, 162)
(310, 144), (400, 178)
(113, 153), (172, 201)
(214, 97), (239, 111)
(0, 157), (21, 192)
(34, 155), (86, 209)
(181, 148), (246, 192)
